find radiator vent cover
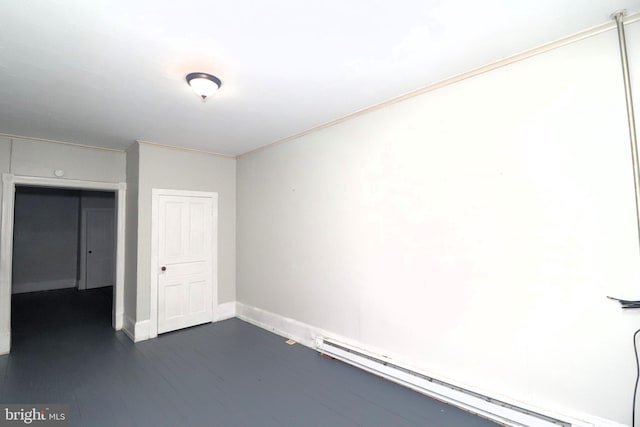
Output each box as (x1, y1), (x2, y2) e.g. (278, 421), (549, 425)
(317, 338), (585, 427)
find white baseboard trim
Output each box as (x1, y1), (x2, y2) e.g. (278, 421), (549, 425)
(0, 331), (10, 355)
(12, 279), (77, 294)
(235, 302), (322, 348)
(123, 315), (135, 342)
(134, 320), (150, 342)
(113, 310), (124, 331)
(123, 316), (150, 343)
(234, 302), (625, 427)
(214, 302), (236, 321)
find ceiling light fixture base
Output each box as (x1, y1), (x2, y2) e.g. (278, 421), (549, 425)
(186, 72), (222, 102)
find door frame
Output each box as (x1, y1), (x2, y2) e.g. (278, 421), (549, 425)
(149, 189), (218, 339)
(79, 207), (116, 290)
(0, 173), (126, 355)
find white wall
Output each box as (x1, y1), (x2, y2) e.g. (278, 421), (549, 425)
(10, 137), (125, 182)
(12, 187), (80, 293)
(0, 138), (11, 256)
(237, 23), (640, 424)
(134, 142), (236, 322)
(125, 143), (140, 320)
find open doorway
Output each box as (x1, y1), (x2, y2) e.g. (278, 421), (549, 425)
(12, 187), (116, 294)
(0, 174), (126, 355)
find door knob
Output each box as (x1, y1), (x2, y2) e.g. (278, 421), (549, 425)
(161, 266), (167, 271)
(88, 250), (92, 254)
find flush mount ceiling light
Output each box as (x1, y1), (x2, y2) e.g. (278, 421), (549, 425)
(186, 72), (222, 102)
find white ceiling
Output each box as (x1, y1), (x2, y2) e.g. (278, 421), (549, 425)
(0, 1), (637, 156)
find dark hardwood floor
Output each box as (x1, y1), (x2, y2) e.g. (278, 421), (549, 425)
(0, 288), (497, 427)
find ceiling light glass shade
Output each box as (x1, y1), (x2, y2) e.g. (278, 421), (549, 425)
(186, 72), (222, 102)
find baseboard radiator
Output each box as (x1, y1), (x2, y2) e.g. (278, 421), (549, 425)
(316, 338), (587, 427)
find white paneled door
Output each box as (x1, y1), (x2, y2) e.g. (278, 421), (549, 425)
(156, 192), (216, 334)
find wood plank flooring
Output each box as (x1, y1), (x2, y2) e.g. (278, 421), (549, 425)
(0, 288), (498, 427)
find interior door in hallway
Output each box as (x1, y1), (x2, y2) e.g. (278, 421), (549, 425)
(156, 192), (216, 334)
(85, 209), (115, 289)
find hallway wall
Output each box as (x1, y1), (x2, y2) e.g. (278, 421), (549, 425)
(12, 187), (80, 293)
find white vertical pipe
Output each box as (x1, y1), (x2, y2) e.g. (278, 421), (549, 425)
(612, 11), (640, 427)
(612, 10), (640, 249)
